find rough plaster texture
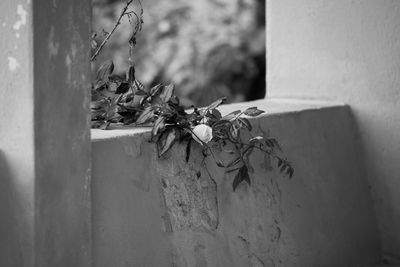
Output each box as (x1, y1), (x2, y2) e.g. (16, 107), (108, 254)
(267, 0), (400, 262)
(0, 1), (35, 266)
(92, 99), (380, 266)
(0, 0), (92, 266)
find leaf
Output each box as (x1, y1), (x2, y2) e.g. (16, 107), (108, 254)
(270, 138), (282, 152)
(96, 60), (114, 81)
(207, 97), (226, 110)
(227, 157), (241, 168)
(152, 116), (165, 138)
(249, 136), (263, 145)
(134, 79), (146, 94)
(160, 84), (175, 103)
(265, 138), (282, 152)
(280, 164), (288, 173)
(91, 39), (98, 50)
(277, 158), (283, 168)
(159, 129), (177, 156)
(116, 82), (130, 94)
(127, 65), (135, 85)
(226, 167), (241, 173)
(185, 139), (192, 163)
(288, 167), (294, 179)
(100, 121), (111, 130)
(150, 84), (163, 96)
(229, 124), (240, 140)
(211, 109), (222, 120)
(243, 107), (265, 117)
(170, 95), (180, 105)
(233, 165), (250, 191)
(238, 117), (252, 131)
(136, 107), (154, 124)
(91, 99), (108, 110)
(222, 110), (241, 121)
(216, 160), (225, 168)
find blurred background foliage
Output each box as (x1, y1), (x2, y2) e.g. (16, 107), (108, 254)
(92, 0), (265, 107)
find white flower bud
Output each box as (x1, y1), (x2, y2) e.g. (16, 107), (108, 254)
(191, 124), (213, 144)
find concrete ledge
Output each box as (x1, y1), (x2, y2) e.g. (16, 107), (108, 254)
(91, 98), (380, 266)
(91, 98), (345, 141)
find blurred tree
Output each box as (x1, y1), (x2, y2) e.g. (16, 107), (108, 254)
(92, 0), (265, 106)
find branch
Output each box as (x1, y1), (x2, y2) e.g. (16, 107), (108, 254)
(91, 0), (135, 62)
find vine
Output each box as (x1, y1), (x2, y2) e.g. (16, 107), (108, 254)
(90, 0), (293, 190)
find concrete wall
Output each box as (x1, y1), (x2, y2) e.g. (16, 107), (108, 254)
(267, 0), (400, 261)
(266, 0), (400, 262)
(0, 0), (92, 266)
(0, 1), (35, 265)
(92, 100), (380, 266)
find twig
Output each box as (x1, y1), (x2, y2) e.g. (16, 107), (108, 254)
(91, 0), (135, 62)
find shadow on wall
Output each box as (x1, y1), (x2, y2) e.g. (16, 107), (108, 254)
(0, 151), (24, 266)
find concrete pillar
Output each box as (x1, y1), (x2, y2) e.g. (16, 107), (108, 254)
(0, 0), (91, 266)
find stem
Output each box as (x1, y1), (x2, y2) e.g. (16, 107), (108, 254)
(187, 127), (224, 166)
(229, 139), (283, 162)
(91, 0), (135, 62)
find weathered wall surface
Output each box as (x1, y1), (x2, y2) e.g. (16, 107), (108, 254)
(33, 0), (92, 266)
(0, 0), (92, 266)
(0, 1), (34, 266)
(267, 0), (400, 262)
(92, 100), (380, 266)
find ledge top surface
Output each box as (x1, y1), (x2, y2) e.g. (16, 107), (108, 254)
(91, 98), (345, 141)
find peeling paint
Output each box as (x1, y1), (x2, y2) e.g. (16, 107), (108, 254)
(156, 145), (219, 232)
(13, 5), (27, 31)
(8, 56), (20, 72)
(65, 54), (72, 82)
(48, 27), (59, 57)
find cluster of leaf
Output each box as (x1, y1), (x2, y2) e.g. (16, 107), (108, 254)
(91, 60), (294, 190)
(204, 108), (294, 191)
